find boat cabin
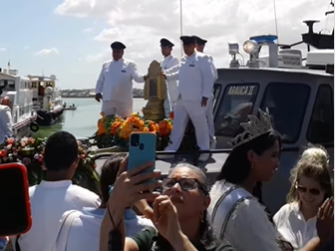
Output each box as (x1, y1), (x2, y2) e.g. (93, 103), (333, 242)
(0, 68), (35, 126)
(210, 21), (333, 213)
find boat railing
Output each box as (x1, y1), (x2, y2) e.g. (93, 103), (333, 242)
(90, 146), (301, 166)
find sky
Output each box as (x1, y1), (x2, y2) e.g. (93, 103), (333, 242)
(0, 0), (333, 89)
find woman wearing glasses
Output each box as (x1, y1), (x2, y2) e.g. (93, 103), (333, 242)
(100, 159), (235, 251)
(274, 145), (333, 250)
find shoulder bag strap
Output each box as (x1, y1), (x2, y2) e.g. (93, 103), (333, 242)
(53, 210), (82, 251)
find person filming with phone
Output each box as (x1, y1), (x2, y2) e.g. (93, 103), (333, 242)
(100, 159), (236, 251)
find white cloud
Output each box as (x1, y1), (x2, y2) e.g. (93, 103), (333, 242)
(55, 0), (334, 72)
(35, 47), (60, 56)
(0, 47), (6, 52)
(83, 27), (93, 33)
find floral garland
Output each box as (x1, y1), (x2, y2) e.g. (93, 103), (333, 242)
(0, 137), (100, 195)
(95, 112), (173, 150)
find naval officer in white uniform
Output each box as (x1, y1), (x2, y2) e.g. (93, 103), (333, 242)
(95, 41), (146, 118)
(160, 38), (179, 115)
(0, 90), (13, 142)
(161, 36), (215, 161)
(193, 35), (218, 149)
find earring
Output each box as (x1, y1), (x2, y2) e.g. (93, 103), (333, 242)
(200, 211), (204, 222)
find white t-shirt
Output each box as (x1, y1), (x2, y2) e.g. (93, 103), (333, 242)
(64, 207), (154, 251)
(14, 180), (101, 251)
(274, 202), (317, 249)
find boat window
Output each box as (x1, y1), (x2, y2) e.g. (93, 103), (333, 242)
(215, 84), (259, 137)
(260, 82), (310, 143)
(306, 84), (334, 144)
(213, 84), (221, 107)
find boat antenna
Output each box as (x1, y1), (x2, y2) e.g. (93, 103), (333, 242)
(273, 0), (279, 43)
(179, 0), (183, 57)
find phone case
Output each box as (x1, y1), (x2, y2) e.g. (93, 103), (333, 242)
(127, 132), (156, 175)
(0, 163), (32, 235)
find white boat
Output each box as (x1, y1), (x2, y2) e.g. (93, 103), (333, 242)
(0, 68), (39, 137)
(28, 75), (65, 126)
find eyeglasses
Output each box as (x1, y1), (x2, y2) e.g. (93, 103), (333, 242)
(295, 184), (321, 196)
(163, 178), (208, 195)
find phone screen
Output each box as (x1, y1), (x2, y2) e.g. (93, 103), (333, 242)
(0, 164), (31, 236)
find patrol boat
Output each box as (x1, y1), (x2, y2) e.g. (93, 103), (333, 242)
(94, 15), (334, 214)
(0, 68), (39, 137)
(28, 75), (65, 126)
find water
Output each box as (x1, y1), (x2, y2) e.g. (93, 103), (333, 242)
(32, 98), (147, 138)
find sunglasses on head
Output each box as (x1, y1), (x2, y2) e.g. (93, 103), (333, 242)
(295, 184), (321, 196)
(163, 178), (209, 195)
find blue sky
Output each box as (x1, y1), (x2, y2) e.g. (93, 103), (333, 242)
(0, 0), (331, 90)
(0, 0), (107, 89)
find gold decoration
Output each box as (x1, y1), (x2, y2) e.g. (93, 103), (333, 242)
(142, 60), (167, 121)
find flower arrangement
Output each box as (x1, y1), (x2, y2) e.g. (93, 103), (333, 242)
(0, 137), (100, 195)
(94, 113), (173, 150)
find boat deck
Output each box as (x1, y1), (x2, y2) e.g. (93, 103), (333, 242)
(95, 153), (228, 185)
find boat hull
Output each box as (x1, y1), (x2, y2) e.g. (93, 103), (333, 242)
(36, 109), (64, 126)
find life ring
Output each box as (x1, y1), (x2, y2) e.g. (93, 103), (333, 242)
(30, 122), (39, 132)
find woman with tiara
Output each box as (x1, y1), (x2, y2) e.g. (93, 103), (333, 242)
(207, 108), (330, 251)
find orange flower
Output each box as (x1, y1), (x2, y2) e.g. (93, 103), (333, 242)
(0, 150), (7, 157)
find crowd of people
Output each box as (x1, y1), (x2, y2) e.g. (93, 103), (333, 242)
(0, 106), (333, 251)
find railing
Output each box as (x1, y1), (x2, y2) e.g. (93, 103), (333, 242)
(91, 146), (301, 166)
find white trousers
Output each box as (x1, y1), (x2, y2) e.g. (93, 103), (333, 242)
(206, 96), (215, 139)
(101, 100), (132, 118)
(166, 99), (209, 151)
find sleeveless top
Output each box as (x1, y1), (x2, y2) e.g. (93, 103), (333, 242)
(208, 181), (294, 251)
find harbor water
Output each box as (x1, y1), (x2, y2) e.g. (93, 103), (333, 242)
(32, 98), (147, 138)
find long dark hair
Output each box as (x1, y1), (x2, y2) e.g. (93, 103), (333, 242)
(216, 130), (282, 184)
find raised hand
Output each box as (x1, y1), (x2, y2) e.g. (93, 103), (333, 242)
(316, 197), (334, 245)
(110, 156), (162, 210)
(151, 195), (181, 241)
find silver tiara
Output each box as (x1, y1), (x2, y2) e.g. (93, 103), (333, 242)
(230, 108), (273, 148)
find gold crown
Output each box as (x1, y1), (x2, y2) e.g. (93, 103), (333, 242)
(230, 108), (273, 148)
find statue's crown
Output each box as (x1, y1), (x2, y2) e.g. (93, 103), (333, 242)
(230, 108), (273, 148)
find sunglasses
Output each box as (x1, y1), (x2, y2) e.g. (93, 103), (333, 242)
(163, 178), (209, 195)
(295, 184), (321, 196)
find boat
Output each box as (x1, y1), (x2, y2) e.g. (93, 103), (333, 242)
(64, 104), (77, 111)
(93, 10), (334, 214)
(28, 75), (65, 126)
(0, 68), (39, 137)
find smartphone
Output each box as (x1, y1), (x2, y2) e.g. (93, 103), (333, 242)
(128, 132), (156, 182)
(0, 163), (32, 236)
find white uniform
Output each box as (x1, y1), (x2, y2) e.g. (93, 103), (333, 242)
(206, 55), (218, 142)
(0, 105), (13, 142)
(165, 51), (215, 153)
(161, 55), (179, 115)
(95, 58), (145, 118)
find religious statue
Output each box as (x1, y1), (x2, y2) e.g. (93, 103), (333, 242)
(142, 60), (167, 121)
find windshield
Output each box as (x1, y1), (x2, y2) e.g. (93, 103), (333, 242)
(260, 82), (310, 143)
(215, 84), (259, 137)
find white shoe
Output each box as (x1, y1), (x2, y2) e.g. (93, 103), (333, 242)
(198, 153), (210, 162)
(210, 137), (217, 149)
